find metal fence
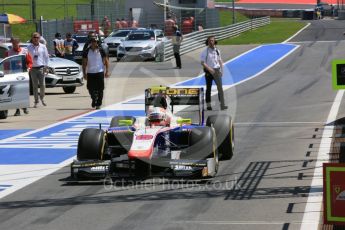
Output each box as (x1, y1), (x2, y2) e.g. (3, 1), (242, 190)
(76, 0), (221, 33)
(163, 16), (270, 61)
(41, 18), (74, 54)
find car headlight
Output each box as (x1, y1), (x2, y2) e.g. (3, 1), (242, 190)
(48, 67), (54, 74)
(143, 45), (153, 50)
(118, 46), (125, 51)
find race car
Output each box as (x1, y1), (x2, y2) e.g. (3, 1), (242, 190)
(70, 86), (234, 180)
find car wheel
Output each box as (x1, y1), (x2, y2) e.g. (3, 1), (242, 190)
(187, 127), (218, 177)
(152, 48), (158, 61)
(206, 114), (234, 160)
(77, 128), (106, 160)
(0, 110), (8, 119)
(63, 86), (76, 94)
(187, 127), (217, 159)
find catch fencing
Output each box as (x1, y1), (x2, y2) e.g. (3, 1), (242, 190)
(163, 16), (270, 62)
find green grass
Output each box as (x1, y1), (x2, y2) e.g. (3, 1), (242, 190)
(1, 0), (89, 41)
(0, 0), (89, 20)
(219, 10), (249, 26)
(218, 19), (307, 45)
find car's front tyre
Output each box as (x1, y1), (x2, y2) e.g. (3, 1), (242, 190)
(63, 86), (76, 94)
(0, 110), (8, 119)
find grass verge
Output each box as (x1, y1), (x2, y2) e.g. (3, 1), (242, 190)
(218, 18), (307, 45)
(219, 10), (249, 27)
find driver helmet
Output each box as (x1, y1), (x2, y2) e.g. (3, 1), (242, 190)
(148, 107), (168, 126)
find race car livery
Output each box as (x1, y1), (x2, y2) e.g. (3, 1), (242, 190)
(70, 86), (234, 180)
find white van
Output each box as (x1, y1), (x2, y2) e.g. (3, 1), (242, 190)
(0, 54), (30, 119)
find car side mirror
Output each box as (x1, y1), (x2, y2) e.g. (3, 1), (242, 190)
(0, 71), (4, 78)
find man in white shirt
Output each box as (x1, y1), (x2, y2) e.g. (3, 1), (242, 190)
(82, 36), (109, 109)
(27, 32), (49, 108)
(200, 36), (227, 110)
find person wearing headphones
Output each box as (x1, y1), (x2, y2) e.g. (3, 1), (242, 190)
(172, 25), (183, 69)
(200, 36), (227, 111)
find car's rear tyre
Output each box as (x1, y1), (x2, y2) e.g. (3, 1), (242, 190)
(0, 110), (8, 119)
(206, 115), (234, 160)
(187, 127), (216, 159)
(77, 128), (106, 160)
(63, 86), (76, 94)
(187, 127), (218, 177)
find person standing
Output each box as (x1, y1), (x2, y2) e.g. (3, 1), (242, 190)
(6, 37), (33, 116)
(82, 36), (109, 109)
(115, 18), (122, 29)
(27, 32), (49, 108)
(172, 25), (183, 69)
(53, 33), (64, 57)
(102, 16), (111, 37)
(200, 36), (228, 111)
(64, 32), (79, 61)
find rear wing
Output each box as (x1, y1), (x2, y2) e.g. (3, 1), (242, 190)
(144, 86), (205, 124)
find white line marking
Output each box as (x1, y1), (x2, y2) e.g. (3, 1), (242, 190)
(283, 23), (311, 44)
(174, 220), (318, 225)
(300, 90), (344, 230)
(288, 40), (342, 44)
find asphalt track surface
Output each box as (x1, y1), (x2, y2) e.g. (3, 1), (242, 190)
(0, 20), (344, 230)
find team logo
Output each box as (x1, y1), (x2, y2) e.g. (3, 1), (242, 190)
(0, 84), (14, 103)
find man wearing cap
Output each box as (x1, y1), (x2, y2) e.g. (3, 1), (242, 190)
(82, 35), (109, 109)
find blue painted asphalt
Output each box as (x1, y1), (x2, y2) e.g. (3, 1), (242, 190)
(0, 44), (297, 165)
(0, 110), (145, 164)
(176, 44), (296, 86)
(0, 129), (32, 140)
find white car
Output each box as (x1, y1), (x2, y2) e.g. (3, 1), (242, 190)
(117, 29), (166, 61)
(72, 34), (88, 63)
(0, 55), (30, 119)
(0, 43), (83, 94)
(104, 29), (135, 56)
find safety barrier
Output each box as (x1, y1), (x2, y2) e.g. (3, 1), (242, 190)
(162, 16), (270, 62)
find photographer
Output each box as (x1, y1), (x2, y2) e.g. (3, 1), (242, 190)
(200, 36), (227, 110)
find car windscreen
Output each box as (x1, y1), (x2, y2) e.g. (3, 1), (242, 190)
(73, 36), (88, 43)
(110, 30), (130, 37)
(127, 31), (155, 41)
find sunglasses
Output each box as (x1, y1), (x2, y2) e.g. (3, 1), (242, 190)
(33, 37), (40, 39)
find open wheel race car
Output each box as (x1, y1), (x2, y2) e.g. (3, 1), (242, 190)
(70, 86), (234, 180)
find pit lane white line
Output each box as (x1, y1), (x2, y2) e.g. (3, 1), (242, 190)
(283, 23), (311, 44)
(300, 90), (344, 230)
(173, 220), (318, 225)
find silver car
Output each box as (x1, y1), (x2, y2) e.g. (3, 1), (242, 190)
(0, 43), (83, 94)
(117, 29), (166, 61)
(72, 34), (88, 63)
(104, 29), (134, 56)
